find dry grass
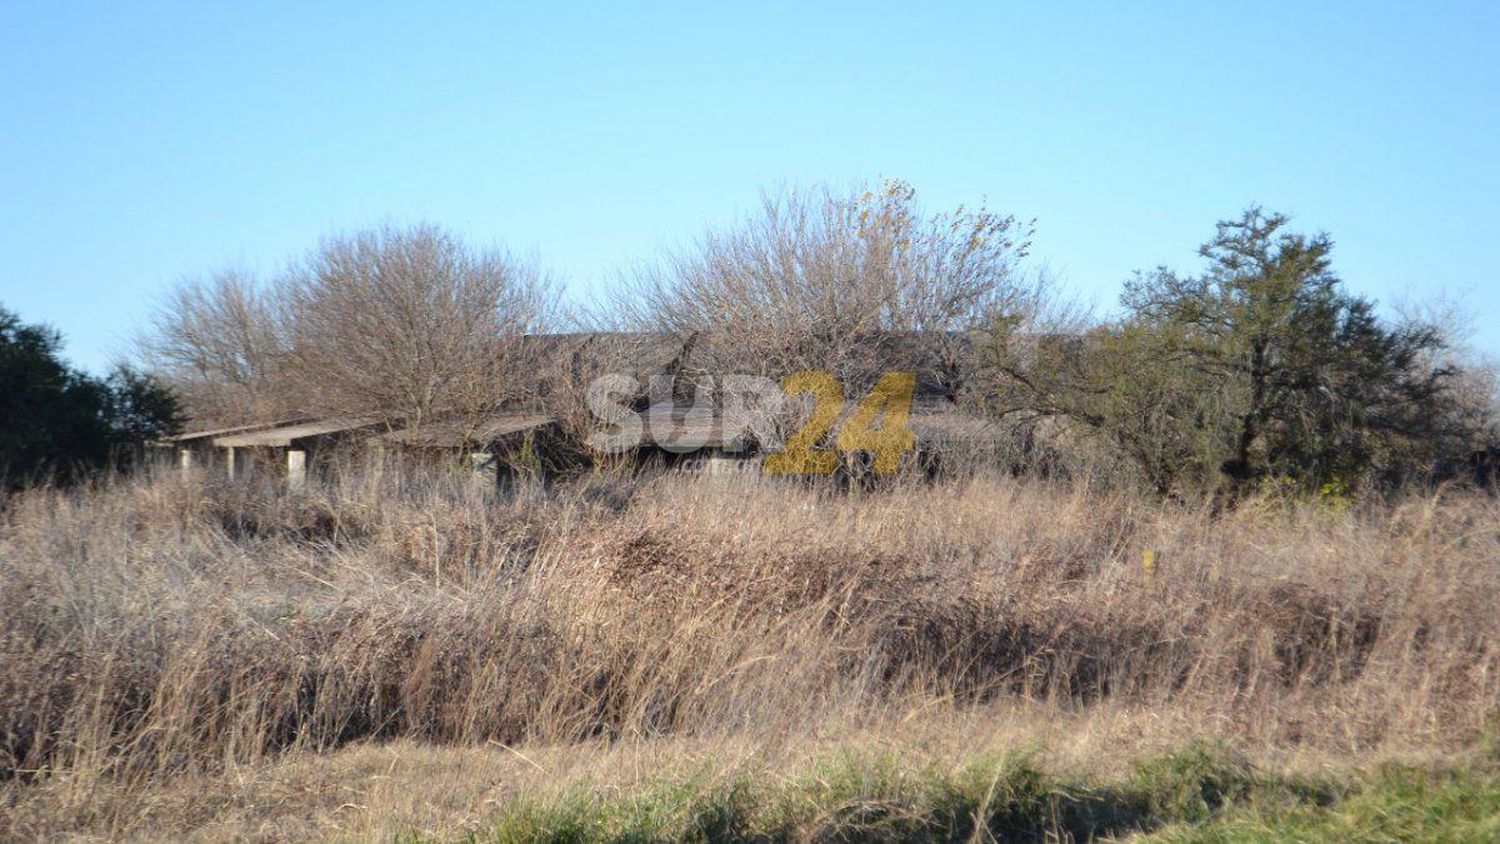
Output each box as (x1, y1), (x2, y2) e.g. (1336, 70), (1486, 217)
(1, 467), (1497, 839)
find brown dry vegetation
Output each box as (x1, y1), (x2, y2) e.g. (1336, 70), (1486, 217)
(1, 469), (1498, 839)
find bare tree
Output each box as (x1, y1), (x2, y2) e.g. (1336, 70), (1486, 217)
(1392, 291), (1500, 457)
(140, 268), (294, 426)
(616, 180), (1036, 396)
(282, 224), (555, 429)
(141, 224), (555, 432)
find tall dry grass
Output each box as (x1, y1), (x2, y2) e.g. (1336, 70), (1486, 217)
(1, 467), (1497, 837)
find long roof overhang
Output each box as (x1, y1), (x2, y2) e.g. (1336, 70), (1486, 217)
(213, 417), (384, 448)
(377, 413), (556, 448)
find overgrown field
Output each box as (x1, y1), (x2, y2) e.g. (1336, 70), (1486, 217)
(2, 468), (1497, 840)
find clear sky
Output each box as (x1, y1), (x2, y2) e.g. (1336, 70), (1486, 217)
(2, 2), (1497, 372)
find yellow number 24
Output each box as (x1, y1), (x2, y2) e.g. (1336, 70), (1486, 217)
(836, 371), (916, 475)
(762, 371), (916, 476)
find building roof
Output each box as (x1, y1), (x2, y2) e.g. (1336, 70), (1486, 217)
(910, 410), (996, 444)
(213, 417), (384, 448)
(642, 407), (747, 450)
(378, 413), (555, 448)
(167, 418), (313, 444)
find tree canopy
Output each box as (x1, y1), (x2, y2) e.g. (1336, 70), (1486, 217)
(142, 223), (554, 430)
(982, 207), (1484, 499)
(0, 306), (182, 489)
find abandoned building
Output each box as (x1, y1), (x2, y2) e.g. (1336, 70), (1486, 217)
(157, 331), (1006, 486)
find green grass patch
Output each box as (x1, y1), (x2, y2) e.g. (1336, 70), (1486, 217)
(1147, 763), (1500, 843)
(462, 742), (1497, 843)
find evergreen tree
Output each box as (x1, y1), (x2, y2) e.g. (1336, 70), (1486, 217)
(0, 306), (183, 488)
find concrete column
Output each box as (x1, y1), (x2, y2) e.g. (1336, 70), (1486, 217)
(467, 452), (497, 488)
(696, 453), (743, 476)
(286, 449), (307, 490)
(225, 446), (237, 481)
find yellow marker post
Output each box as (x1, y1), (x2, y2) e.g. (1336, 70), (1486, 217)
(1142, 548), (1155, 576)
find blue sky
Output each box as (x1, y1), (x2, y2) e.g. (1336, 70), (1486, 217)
(2, 2), (1497, 372)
